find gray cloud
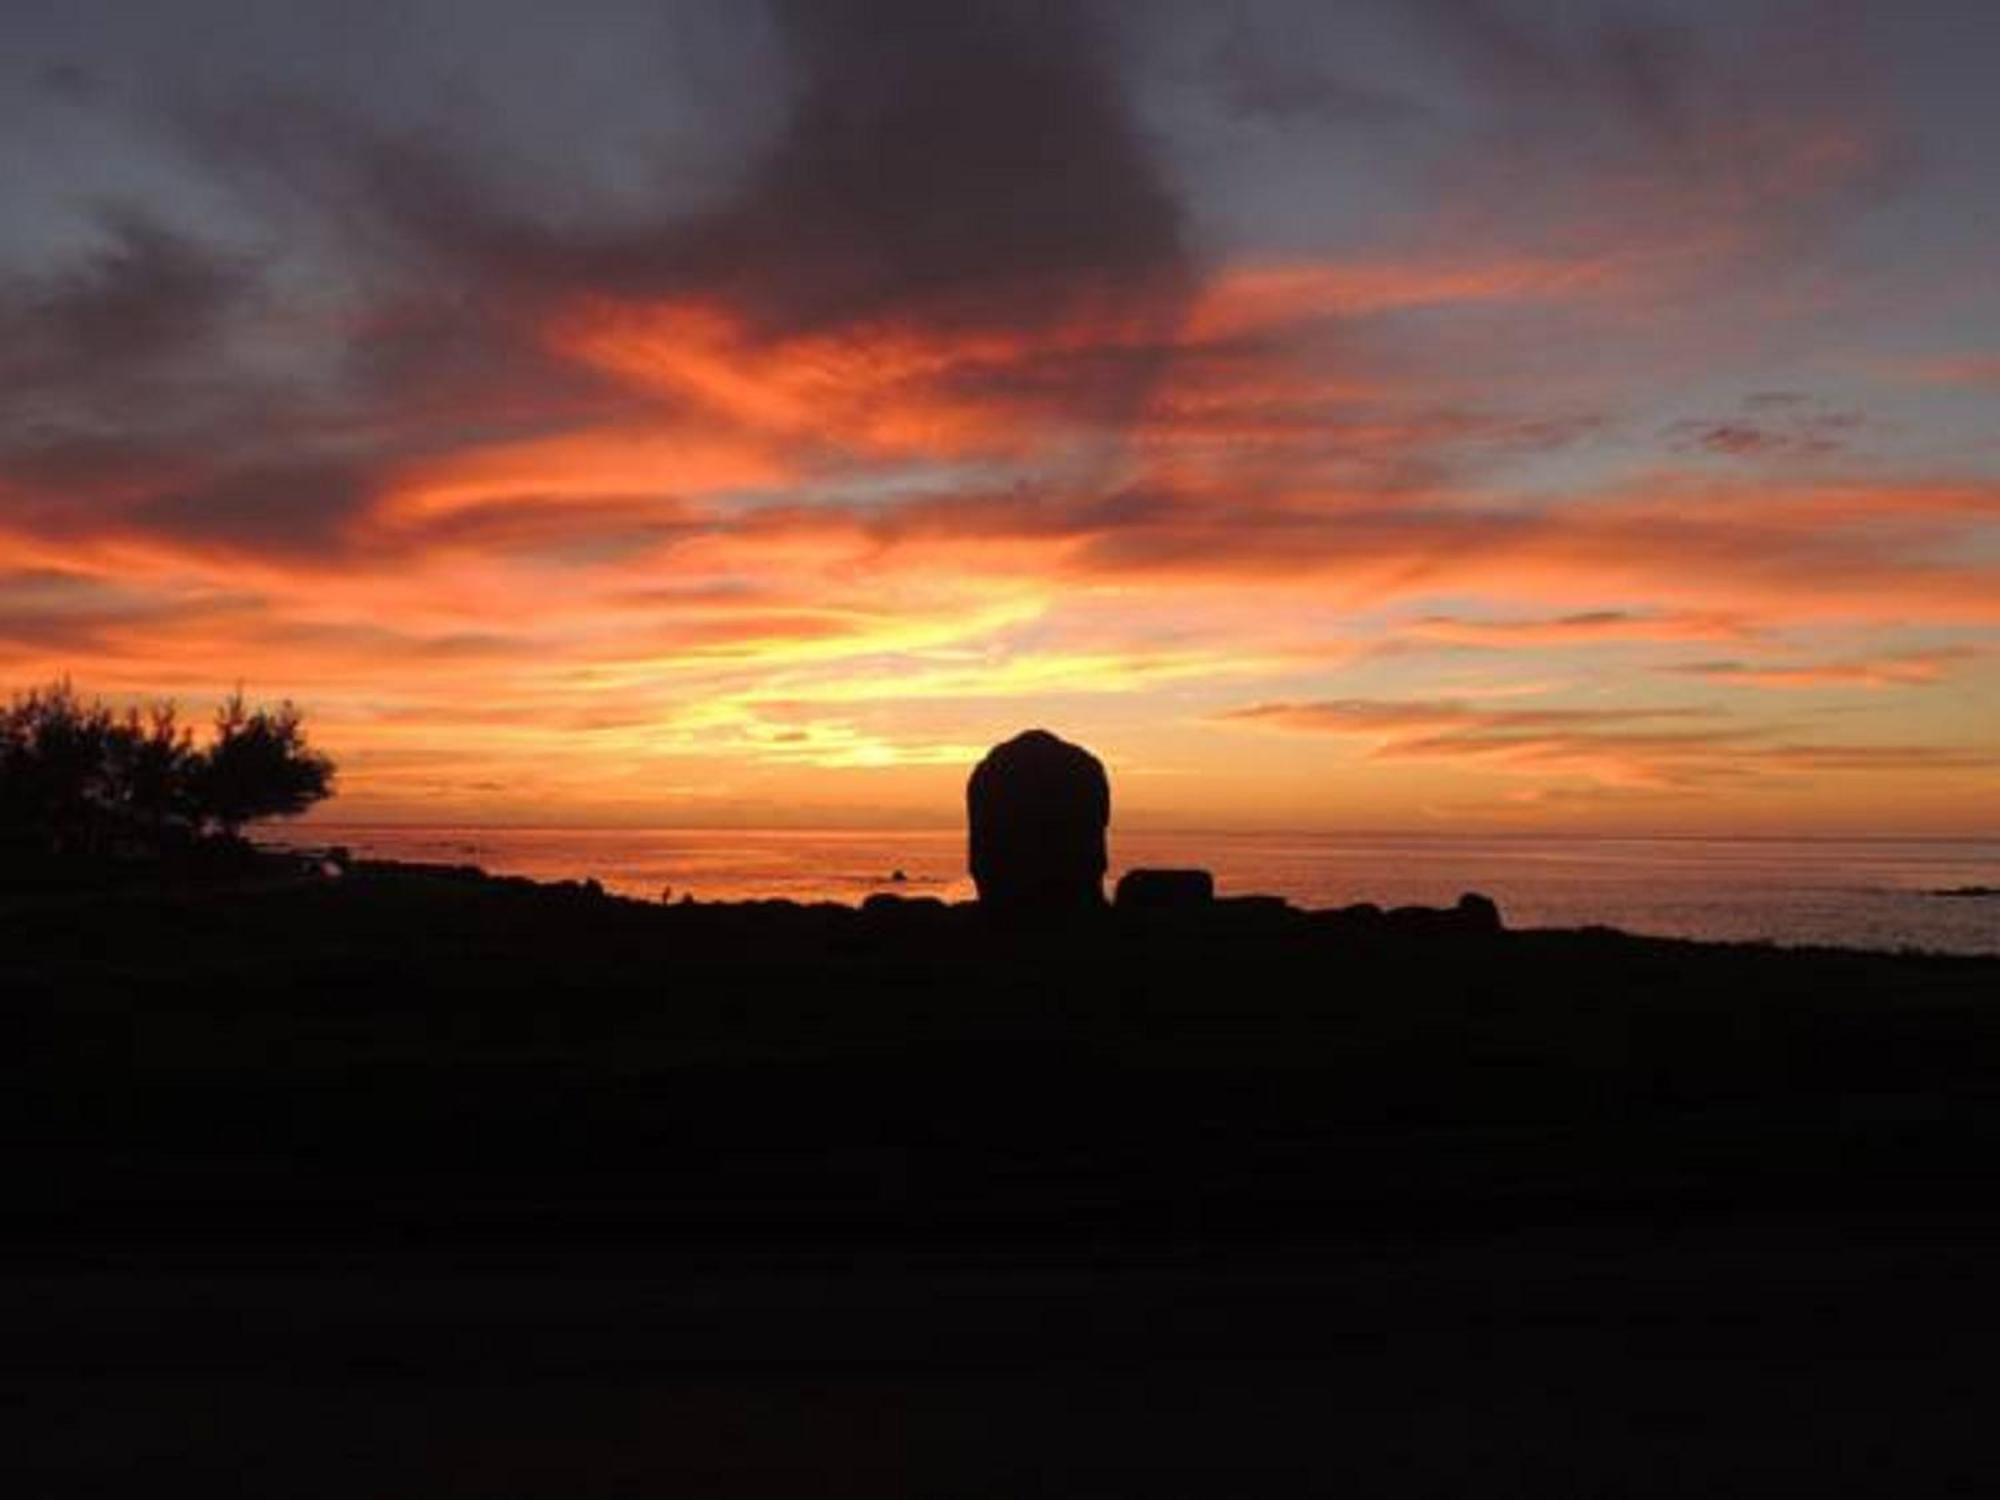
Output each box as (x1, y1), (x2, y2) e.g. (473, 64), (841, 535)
(0, 211), (247, 401)
(1410, 0), (1901, 262)
(124, 458), (377, 558)
(1207, 10), (1424, 127)
(692, 0), (1189, 336)
(171, 0), (1187, 336)
(1664, 395), (1864, 460)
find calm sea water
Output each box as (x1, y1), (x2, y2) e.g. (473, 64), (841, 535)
(287, 825), (2000, 956)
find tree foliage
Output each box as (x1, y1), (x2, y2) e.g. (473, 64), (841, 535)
(0, 681), (334, 861)
(197, 692), (336, 836)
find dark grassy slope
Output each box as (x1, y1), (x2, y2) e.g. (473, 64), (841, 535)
(13, 865), (1998, 1240)
(8, 867), (2000, 1494)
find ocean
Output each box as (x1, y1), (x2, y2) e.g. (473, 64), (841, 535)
(287, 825), (2000, 956)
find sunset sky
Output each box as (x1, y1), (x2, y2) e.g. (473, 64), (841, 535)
(3, 0), (1997, 832)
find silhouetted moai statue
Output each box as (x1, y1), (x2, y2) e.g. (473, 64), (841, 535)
(966, 729), (1110, 917)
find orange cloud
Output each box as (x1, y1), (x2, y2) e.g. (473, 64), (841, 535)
(1018, 479), (2000, 627)
(372, 424), (788, 539)
(1407, 610), (1759, 647)
(547, 292), (1172, 461)
(1886, 356), (2000, 390)
(1217, 697), (1999, 793)
(1671, 649), (1980, 690)
(1183, 256), (1633, 343)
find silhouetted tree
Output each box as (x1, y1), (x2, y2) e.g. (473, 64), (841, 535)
(1, 681), (334, 861)
(194, 692), (334, 839)
(108, 702), (199, 850)
(0, 681), (120, 857)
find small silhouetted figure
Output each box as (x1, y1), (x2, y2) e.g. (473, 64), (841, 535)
(967, 729), (1109, 917)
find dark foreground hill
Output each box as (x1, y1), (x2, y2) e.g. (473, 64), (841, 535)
(9, 862), (2000, 1494)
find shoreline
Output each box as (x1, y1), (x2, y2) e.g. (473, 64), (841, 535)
(221, 845), (2000, 960)
(259, 825), (2000, 956)
(10, 841), (1998, 959)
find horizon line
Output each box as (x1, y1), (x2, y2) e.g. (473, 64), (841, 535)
(285, 820), (2000, 845)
